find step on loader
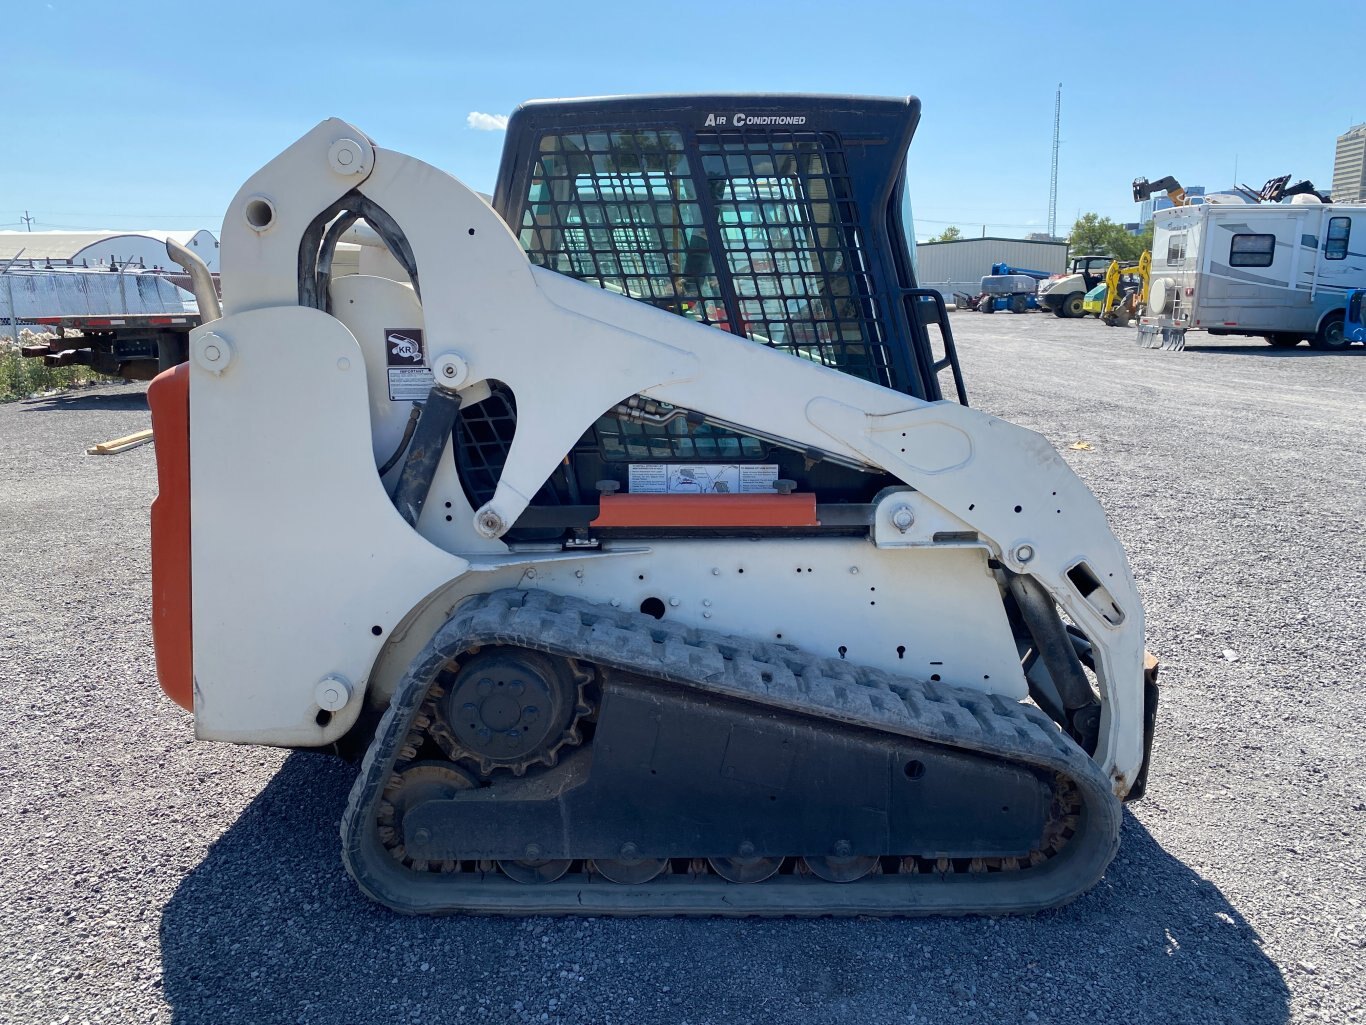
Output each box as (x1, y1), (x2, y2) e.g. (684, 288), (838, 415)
(150, 94), (1160, 916)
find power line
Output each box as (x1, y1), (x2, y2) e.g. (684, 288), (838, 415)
(26, 210), (222, 219)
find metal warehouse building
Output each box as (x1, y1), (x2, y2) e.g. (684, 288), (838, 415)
(916, 237), (1068, 301)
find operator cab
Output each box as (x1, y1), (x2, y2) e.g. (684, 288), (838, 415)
(464, 94), (964, 537)
(1069, 255), (1113, 291)
(493, 94), (961, 403)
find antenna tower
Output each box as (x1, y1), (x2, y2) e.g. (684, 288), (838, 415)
(1048, 84), (1061, 238)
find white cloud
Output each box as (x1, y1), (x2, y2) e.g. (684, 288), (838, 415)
(467, 112), (509, 132)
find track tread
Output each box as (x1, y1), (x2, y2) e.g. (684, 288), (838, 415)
(342, 589), (1121, 916)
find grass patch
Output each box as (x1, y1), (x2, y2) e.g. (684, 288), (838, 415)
(1, 332), (113, 402)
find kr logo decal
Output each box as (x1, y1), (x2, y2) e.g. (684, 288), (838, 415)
(385, 328), (426, 366)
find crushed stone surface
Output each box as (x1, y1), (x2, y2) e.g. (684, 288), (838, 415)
(1, 318), (1362, 1024)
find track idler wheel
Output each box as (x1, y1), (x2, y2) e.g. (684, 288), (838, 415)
(590, 855), (669, 884)
(498, 858), (572, 884)
(380, 762), (475, 870)
(707, 856), (783, 883)
(802, 855), (879, 882)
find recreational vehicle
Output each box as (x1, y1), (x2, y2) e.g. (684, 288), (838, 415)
(1139, 198), (1366, 350)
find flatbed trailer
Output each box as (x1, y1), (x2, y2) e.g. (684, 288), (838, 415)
(19, 312), (200, 381)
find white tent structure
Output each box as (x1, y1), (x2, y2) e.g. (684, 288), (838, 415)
(0, 229), (220, 272)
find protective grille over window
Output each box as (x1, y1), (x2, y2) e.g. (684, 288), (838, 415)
(517, 127), (890, 388)
(520, 131), (725, 326)
(699, 129), (887, 384)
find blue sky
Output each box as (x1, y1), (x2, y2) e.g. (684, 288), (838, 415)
(5, 0), (1364, 240)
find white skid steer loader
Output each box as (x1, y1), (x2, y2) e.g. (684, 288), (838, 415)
(151, 95), (1159, 915)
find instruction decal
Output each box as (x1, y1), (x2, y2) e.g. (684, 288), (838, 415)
(628, 464), (780, 495)
(385, 327), (433, 400)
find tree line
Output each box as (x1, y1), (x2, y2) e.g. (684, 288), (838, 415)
(924, 215), (1154, 261)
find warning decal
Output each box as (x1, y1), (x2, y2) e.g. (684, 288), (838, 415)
(388, 366), (435, 401)
(628, 464), (780, 495)
(384, 327), (430, 400)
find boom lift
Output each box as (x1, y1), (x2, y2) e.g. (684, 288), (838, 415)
(975, 265), (1051, 315)
(152, 95), (1159, 916)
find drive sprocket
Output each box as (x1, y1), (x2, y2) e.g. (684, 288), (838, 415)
(426, 648), (592, 777)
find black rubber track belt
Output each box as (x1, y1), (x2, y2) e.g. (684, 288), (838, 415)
(341, 589), (1122, 916)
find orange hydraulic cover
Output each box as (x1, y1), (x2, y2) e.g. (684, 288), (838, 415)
(147, 364), (192, 710)
(590, 493), (819, 528)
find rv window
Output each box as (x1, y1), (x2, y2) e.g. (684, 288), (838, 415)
(1166, 233), (1187, 266)
(1229, 233), (1275, 268)
(1325, 217), (1350, 261)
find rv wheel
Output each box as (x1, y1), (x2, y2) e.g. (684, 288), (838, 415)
(1312, 313), (1347, 351)
(1263, 334), (1301, 349)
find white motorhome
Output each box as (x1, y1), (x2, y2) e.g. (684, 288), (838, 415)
(1139, 197), (1366, 350)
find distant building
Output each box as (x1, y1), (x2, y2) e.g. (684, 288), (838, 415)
(1139, 186), (1205, 223)
(1332, 124), (1366, 203)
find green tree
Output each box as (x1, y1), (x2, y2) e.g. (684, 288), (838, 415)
(928, 225), (962, 242)
(1135, 219), (1154, 258)
(1067, 213), (1147, 261)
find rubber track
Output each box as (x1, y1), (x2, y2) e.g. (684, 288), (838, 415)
(341, 589), (1122, 916)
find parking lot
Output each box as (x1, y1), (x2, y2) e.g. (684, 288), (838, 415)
(1, 313), (1363, 1025)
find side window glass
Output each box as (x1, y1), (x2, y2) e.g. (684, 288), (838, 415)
(1229, 233), (1275, 268)
(1166, 233), (1186, 266)
(1326, 217), (1350, 261)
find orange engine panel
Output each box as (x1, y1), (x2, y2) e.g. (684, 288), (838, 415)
(147, 363), (192, 710)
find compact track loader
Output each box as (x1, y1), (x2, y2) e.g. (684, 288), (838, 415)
(150, 94), (1159, 916)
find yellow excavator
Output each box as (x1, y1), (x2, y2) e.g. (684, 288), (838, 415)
(1099, 251), (1151, 327)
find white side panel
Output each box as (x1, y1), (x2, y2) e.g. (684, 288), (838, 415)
(189, 306), (468, 743)
(513, 540), (1025, 696)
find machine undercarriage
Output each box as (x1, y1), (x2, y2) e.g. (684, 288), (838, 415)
(341, 591), (1121, 915)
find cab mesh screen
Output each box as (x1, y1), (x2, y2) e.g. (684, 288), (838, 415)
(517, 127), (890, 388)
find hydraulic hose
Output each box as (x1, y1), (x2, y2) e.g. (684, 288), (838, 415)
(392, 387), (463, 527)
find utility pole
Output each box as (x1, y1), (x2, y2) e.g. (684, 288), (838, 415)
(1048, 84), (1061, 239)
(20, 210), (34, 231)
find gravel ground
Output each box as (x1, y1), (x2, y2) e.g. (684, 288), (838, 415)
(1, 318), (1362, 1025)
